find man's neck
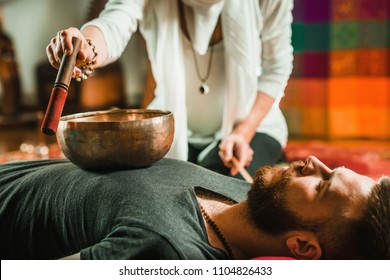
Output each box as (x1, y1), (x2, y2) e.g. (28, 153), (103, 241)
(197, 197), (289, 259)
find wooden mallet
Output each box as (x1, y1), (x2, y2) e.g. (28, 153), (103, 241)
(231, 156), (254, 183)
(41, 37), (82, 135)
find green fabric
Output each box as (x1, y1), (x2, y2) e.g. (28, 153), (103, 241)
(0, 158), (249, 260)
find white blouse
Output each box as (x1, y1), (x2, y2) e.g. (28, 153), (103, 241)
(83, 0), (294, 160)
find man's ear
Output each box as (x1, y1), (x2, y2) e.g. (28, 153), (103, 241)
(285, 232), (322, 260)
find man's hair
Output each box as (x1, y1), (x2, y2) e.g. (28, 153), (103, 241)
(321, 176), (390, 259)
(352, 176), (390, 259)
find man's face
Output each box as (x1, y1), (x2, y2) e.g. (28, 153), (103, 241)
(248, 156), (376, 234)
(282, 156), (375, 221)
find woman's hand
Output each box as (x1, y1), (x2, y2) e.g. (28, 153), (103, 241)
(218, 133), (254, 176)
(46, 27), (96, 79)
(219, 91), (275, 175)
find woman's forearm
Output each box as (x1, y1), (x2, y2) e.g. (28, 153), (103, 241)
(232, 91), (275, 143)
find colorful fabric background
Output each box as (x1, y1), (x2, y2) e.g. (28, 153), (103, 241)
(281, 0), (390, 139)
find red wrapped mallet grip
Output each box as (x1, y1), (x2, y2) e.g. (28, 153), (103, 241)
(41, 37), (82, 135)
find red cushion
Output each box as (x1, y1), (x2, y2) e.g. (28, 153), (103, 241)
(252, 256), (296, 260)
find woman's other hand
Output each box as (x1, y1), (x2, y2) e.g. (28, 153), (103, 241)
(218, 133), (254, 176)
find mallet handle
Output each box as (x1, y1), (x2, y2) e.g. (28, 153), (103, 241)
(41, 37), (82, 135)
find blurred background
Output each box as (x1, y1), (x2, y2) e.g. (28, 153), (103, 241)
(0, 0), (390, 178)
(0, 0), (147, 112)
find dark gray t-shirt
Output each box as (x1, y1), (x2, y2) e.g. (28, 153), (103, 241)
(0, 158), (249, 259)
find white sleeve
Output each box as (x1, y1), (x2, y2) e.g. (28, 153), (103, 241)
(81, 0), (146, 66)
(258, 0), (294, 100)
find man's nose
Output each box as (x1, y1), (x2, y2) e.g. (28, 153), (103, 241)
(302, 156), (332, 178)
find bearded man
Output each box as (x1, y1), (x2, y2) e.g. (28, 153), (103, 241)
(1, 156), (389, 260)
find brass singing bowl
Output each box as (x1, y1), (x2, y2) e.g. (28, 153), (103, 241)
(56, 109), (175, 170)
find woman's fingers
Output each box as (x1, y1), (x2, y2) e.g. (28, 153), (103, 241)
(46, 27), (91, 70)
(46, 38), (60, 69)
(218, 134), (254, 175)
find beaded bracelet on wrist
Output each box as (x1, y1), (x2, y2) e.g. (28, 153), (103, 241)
(76, 39), (98, 82)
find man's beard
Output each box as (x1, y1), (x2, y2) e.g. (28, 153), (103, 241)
(247, 161), (306, 235)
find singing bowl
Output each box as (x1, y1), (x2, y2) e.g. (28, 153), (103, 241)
(56, 109), (175, 170)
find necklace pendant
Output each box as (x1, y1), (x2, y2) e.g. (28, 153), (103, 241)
(199, 83), (209, 95)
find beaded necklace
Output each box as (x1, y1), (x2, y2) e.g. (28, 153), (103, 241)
(199, 204), (235, 259)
